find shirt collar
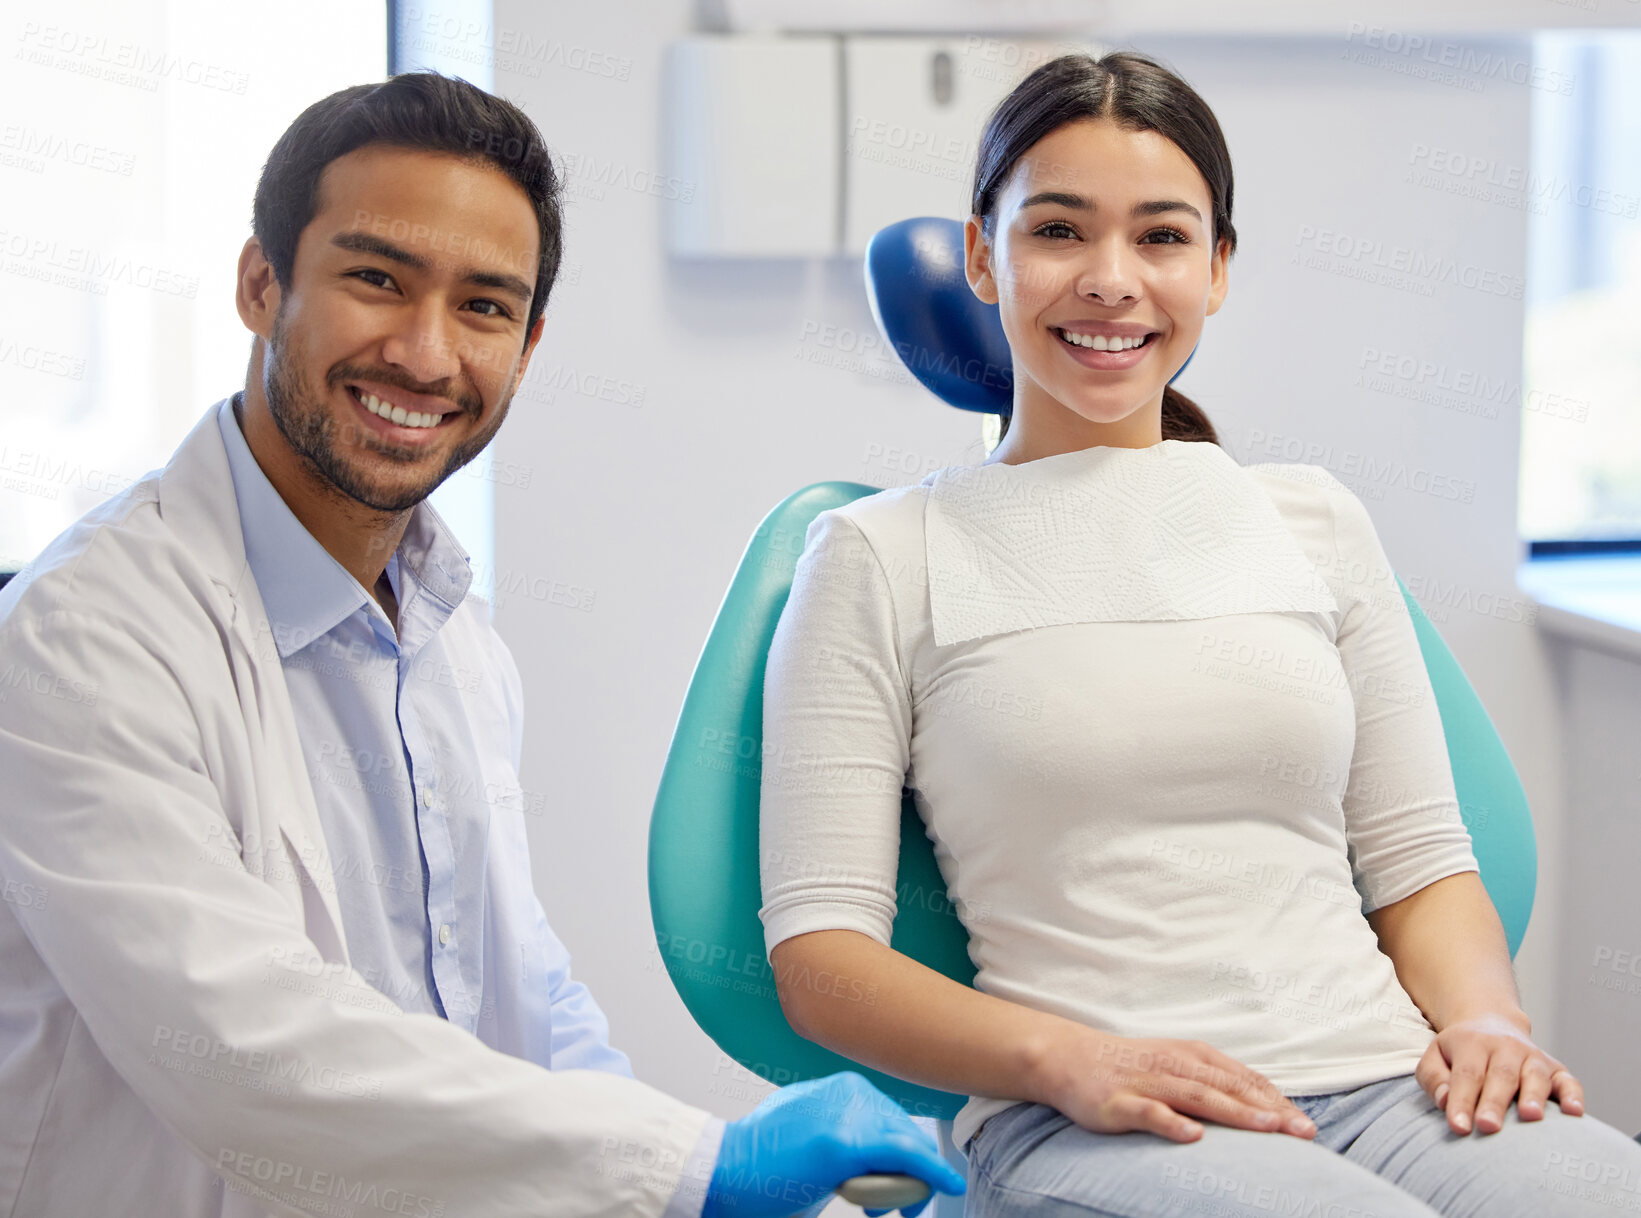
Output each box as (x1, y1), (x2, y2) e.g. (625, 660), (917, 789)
(216, 393), (474, 658)
(390, 474), (476, 655)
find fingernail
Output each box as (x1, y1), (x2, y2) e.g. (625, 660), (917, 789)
(1434, 1084), (1448, 1108)
(1289, 1115), (1315, 1135)
(1454, 1112), (1471, 1132)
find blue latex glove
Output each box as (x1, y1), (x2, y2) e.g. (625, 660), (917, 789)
(702, 1071), (966, 1218)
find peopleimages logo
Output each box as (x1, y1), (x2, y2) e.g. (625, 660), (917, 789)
(556, 151), (695, 203)
(0, 229), (200, 298)
(1356, 348), (1590, 426)
(214, 1147), (445, 1218)
(15, 22), (252, 93)
(398, 8), (633, 81)
(1341, 23), (1575, 96)
(0, 661), (99, 706)
(1407, 144), (1640, 219)
(1291, 226), (1524, 301)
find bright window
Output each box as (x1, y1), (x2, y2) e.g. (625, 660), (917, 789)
(1522, 32), (1641, 546)
(0, 1), (386, 570)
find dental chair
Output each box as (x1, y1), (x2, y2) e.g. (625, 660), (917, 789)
(648, 218), (1539, 1213)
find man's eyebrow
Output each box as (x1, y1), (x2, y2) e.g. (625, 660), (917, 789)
(329, 230), (534, 307)
(1018, 192), (1204, 224)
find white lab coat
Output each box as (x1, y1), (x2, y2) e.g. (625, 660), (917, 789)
(0, 402), (712, 1217)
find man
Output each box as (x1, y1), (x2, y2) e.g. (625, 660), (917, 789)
(0, 72), (963, 1218)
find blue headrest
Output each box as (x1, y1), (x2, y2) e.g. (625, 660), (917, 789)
(864, 217), (1015, 414)
(864, 216), (1196, 415)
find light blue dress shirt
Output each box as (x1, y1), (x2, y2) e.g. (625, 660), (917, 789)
(217, 395), (720, 1214)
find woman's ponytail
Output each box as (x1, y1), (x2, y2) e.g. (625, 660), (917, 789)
(1160, 385), (1219, 445)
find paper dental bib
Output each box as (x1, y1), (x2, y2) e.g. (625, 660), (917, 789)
(922, 439), (1340, 647)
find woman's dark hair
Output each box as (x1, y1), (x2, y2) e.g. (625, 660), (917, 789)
(971, 51), (1234, 447)
(252, 71), (562, 339)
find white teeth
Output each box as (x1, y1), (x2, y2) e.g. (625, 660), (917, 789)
(1059, 329), (1147, 351)
(356, 389), (441, 429)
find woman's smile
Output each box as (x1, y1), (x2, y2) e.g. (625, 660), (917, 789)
(1052, 324), (1164, 371)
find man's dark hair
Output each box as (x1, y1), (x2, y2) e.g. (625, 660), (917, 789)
(252, 70), (562, 338)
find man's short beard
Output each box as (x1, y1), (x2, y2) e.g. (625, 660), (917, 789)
(263, 307), (495, 513)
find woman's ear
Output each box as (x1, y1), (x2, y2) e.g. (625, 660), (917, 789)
(1205, 235), (1231, 317)
(965, 215), (1000, 305)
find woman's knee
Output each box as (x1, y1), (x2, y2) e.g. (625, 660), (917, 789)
(967, 1103), (1435, 1218)
(1349, 1092), (1641, 1216)
(1517, 1107), (1641, 1211)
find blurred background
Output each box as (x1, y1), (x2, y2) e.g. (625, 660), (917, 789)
(2, 0), (1639, 1166)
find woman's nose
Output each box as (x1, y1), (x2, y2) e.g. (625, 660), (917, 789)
(1073, 240), (1141, 305)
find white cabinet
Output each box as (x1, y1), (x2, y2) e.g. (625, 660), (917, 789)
(662, 34), (1094, 257)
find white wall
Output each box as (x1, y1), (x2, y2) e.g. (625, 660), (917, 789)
(1543, 638), (1641, 1137)
(488, 5), (1630, 1137)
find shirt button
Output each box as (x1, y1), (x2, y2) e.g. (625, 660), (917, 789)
(438, 924), (452, 946)
(421, 789), (434, 809)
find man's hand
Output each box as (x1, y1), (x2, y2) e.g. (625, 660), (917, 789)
(1416, 1012), (1585, 1134)
(702, 1072), (965, 1218)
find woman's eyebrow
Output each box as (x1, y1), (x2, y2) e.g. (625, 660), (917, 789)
(1133, 198), (1203, 222)
(1019, 191), (1203, 223)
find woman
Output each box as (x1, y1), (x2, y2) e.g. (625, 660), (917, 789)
(757, 51), (1641, 1217)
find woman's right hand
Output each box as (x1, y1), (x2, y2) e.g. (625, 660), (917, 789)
(1034, 1028), (1319, 1143)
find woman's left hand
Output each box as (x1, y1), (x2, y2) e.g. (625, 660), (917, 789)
(1416, 1013), (1585, 1135)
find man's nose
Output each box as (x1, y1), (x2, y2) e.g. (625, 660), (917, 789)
(382, 298), (464, 384)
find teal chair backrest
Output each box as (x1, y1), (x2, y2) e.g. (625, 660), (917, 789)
(649, 481), (1538, 1122)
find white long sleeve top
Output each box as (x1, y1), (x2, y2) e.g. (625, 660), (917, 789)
(757, 438), (1481, 1150)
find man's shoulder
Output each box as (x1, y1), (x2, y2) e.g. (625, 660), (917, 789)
(0, 472), (226, 644)
(442, 594), (511, 664)
(442, 593), (524, 697)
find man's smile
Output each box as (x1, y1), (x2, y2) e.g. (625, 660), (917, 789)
(342, 381), (465, 446)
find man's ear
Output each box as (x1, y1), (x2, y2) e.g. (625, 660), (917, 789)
(964, 215), (999, 306)
(235, 237), (282, 340)
(515, 312), (545, 382)
(484, 312), (546, 408)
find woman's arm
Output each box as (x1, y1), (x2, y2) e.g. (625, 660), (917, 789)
(1366, 872), (1585, 1134)
(772, 929), (1070, 1103)
(1364, 871), (1527, 1034)
(1325, 481), (1585, 1135)
(772, 927), (1318, 1142)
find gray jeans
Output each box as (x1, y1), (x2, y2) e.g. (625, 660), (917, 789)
(963, 1072), (1641, 1217)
